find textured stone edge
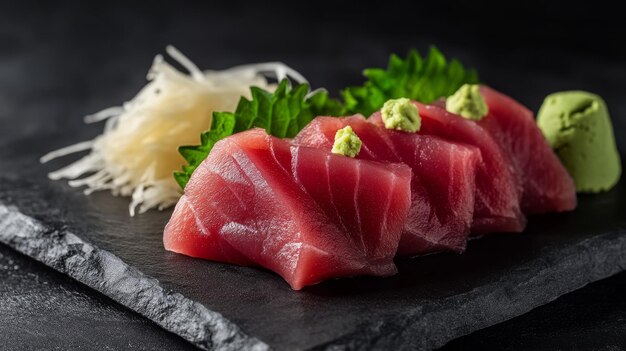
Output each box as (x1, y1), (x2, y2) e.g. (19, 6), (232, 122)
(3, 199), (625, 351)
(317, 227), (626, 351)
(0, 204), (269, 351)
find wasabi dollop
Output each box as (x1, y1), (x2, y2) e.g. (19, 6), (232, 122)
(380, 98), (421, 132)
(446, 84), (488, 120)
(332, 126), (362, 158)
(537, 91), (621, 193)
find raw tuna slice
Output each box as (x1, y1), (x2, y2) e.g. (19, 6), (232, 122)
(295, 115), (481, 255)
(371, 104), (526, 235)
(479, 86), (577, 214)
(164, 128), (412, 290)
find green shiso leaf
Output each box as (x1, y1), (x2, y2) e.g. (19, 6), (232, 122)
(174, 79), (343, 189)
(173, 111), (235, 189)
(341, 46), (479, 116)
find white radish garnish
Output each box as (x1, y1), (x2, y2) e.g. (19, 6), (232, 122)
(41, 46), (307, 216)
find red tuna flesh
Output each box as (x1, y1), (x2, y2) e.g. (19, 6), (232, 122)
(371, 104), (526, 235)
(479, 86), (577, 214)
(294, 115), (481, 255)
(163, 128), (412, 290)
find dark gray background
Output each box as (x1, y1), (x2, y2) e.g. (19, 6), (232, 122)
(1, 1), (625, 350)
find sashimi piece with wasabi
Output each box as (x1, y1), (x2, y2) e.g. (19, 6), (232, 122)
(445, 85), (577, 214)
(371, 102), (526, 235)
(295, 110), (481, 255)
(479, 86), (577, 213)
(164, 128), (412, 290)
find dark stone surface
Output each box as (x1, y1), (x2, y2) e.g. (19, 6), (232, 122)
(1, 1), (626, 350)
(0, 205), (267, 351)
(441, 269), (626, 351)
(0, 243), (197, 351)
(4, 239), (626, 351)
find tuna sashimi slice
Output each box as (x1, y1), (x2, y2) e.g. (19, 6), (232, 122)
(295, 115), (480, 255)
(479, 86), (577, 214)
(371, 103), (527, 235)
(163, 128), (412, 290)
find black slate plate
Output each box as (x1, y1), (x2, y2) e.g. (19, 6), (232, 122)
(0, 128), (625, 350)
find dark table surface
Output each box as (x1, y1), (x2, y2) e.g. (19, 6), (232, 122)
(1, 1), (626, 350)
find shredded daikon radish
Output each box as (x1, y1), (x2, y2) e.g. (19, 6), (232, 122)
(41, 46), (308, 216)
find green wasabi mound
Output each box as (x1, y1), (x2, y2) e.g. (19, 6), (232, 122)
(381, 98), (421, 132)
(446, 84), (488, 120)
(332, 126), (362, 158)
(537, 91), (621, 193)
